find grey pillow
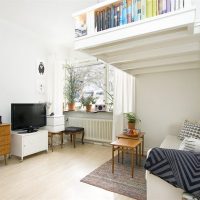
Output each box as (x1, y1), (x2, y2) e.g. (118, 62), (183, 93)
(179, 120), (200, 140)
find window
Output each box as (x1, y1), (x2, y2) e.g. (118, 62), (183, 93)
(64, 61), (114, 111)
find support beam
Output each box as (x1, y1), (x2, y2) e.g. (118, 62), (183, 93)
(127, 61), (200, 75)
(106, 42), (200, 64)
(115, 52), (200, 70)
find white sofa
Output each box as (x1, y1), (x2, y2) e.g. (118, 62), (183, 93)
(146, 135), (189, 200)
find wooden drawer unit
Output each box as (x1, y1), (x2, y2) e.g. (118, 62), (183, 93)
(0, 145), (10, 154)
(0, 135), (10, 146)
(0, 124), (11, 165)
(0, 125), (10, 136)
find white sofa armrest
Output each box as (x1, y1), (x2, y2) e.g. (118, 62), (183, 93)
(146, 135), (184, 200)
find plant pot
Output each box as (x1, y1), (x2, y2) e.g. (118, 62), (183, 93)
(128, 122), (135, 130)
(86, 105), (92, 112)
(68, 103), (75, 111)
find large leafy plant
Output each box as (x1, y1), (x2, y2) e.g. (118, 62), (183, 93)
(64, 64), (83, 103)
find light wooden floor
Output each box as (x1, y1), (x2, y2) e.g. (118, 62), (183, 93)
(0, 143), (134, 200)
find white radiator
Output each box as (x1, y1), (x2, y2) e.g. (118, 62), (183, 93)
(67, 117), (113, 143)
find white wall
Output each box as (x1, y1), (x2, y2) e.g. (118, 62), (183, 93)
(0, 19), (48, 123)
(0, 0), (99, 123)
(0, 0), (97, 48)
(135, 69), (200, 151)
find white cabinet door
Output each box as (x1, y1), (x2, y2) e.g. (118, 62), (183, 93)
(36, 131), (48, 151)
(23, 131), (48, 157)
(23, 134), (38, 156)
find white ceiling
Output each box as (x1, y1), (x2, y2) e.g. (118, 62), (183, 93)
(0, 0), (97, 48)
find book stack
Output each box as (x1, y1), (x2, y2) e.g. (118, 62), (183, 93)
(95, 0), (185, 33)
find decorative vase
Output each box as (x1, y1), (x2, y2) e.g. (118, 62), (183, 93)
(68, 103), (75, 111)
(128, 122), (135, 130)
(86, 105), (92, 112)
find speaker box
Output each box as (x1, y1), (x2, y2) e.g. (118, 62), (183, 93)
(95, 104), (106, 112)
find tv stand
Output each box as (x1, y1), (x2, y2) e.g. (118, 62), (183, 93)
(11, 129), (48, 161)
(18, 129), (38, 134)
(25, 127), (38, 133)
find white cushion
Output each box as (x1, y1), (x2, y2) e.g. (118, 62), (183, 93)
(179, 137), (200, 152)
(160, 135), (182, 149)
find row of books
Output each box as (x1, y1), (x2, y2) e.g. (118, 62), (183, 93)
(95, 0), (185, 32)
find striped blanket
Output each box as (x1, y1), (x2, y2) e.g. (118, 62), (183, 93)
(144, 148), (200, 199)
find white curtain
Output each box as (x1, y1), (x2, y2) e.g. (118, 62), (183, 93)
(112, 67), (135, 141)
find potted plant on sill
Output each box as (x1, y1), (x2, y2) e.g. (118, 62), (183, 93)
(80, 95), (96, 112)
(124, 112), (141, 130)
(64, 64), (82, 111)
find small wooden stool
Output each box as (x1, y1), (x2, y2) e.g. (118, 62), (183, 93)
(48, 132), (64, 152)
(63, 127), (84, 148)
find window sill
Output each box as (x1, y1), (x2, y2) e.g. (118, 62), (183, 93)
(64, 110), (113, 120)
(63, 110), (113, 114)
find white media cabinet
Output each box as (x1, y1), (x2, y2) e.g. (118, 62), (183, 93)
(11, 130), (48, 161)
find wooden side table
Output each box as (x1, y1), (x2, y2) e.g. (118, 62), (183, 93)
(0, 124), (11, 165)
(111, 138), (142, 178)
(117, 132), (145, 156)
(48, 132), (63, 152)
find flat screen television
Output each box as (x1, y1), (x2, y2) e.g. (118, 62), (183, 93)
(11, 103), (46, 132)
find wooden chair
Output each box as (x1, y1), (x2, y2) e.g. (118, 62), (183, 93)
(63, 127), (84, 148)
(48, 132), (63, 152)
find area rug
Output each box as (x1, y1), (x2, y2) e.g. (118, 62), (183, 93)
(81, 154), (146, 200)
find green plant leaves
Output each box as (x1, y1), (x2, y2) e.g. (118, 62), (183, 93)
(124, 112), (141, 123)
(80, 95), (97, 106)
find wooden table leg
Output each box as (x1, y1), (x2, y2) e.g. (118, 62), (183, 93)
(73, 133), (76, 148)
(70, 133), (72, 143)
(51, 134), (53, 152)
(112, 145), (114, 174)
(142, 136), (144, 156)
(139, 143), (142, 166)
(81, 130), (84, 144)
(122, 147), (124, 164)
(60, 132), (63, 148)
(4, 155), (7, 165)
(117, 147), (119, 163)
(131, 148), (134, 178)
(136, 146), (138, 165)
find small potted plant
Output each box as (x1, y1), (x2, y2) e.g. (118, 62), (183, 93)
(80, 95), (96, 112)
(124, 112), (141, 130)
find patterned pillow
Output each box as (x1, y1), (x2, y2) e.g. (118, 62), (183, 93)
(179, 137), (200, 152)
(179, 120), (200, 140)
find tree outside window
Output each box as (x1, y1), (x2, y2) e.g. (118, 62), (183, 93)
(64, 61), (114, 111)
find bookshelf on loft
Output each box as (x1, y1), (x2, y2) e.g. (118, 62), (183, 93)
(74, 0), (192, 38)
(72, 0), (200, 75)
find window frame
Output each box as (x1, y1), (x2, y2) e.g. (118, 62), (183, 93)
(64, 61), (114, 112)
